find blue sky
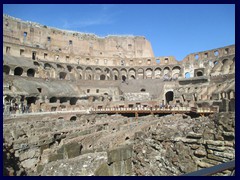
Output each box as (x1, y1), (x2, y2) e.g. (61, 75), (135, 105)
(3, 4), (235, 60)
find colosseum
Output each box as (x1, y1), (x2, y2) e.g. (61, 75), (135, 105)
(3, 14), (235, 176)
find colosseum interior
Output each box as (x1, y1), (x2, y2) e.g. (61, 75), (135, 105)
(3, 14), (235, 176)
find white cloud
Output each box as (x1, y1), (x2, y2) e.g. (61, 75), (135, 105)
(62, 4), (117, 29)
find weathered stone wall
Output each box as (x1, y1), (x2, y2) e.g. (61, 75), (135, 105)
(132, 113), (235, 176)
(3, 112), (234, 176)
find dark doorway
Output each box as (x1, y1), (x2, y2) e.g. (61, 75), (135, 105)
(196, 71), (203, 76)
(32, 51), (36, 60)
(27, 69), (35, 77)
(100, 74), (106, 80)
(70, 97), (77, 105)
(50, 97), (57, 103)
(122, 75), (126, 82)
(14, 67), (23, 76)
(59, 72), (67, 80)
(3, 65), (10, 75)
(26, 97), (37, 105)
(60, 97), (68, 103)
(165, 91), (174, 104)
(70, 116), (77, 121)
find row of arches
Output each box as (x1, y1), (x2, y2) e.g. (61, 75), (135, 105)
(38, 63), (183, 81)
(3, 65), (36, 77)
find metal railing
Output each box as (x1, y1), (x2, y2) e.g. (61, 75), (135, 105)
(182, 160), (235, 176)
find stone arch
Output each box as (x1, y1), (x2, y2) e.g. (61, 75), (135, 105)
(70, 116), (77, 121)
(85, 67), (93, 80)
(67, 65), (73, 72)
(14, 67), (23, 76)
(57, 64), (65, 70)
(172, 66), (181, 79)
(50, 97), (57, 103)
(112, 68), (119, 80)
(76, 66), (83, 79)
(44, 63), (53, 70)
(59, 72), (67, 80)
(196, 71), (203, 76)
(70, 97), (78, 105)
(26, 96), (37, 106)
(33, 62), (40, 66)
(185, 72), (190, 78)
(60, 97), (68, 103)
(222, 58), (231, 65)
(137, 68), (144, 79)
(154, 68), (162, 79)
(95, 68), (103, 80)
(3, 65), (10, 75)
(145, 68), (153, 79)
(163, 67), (170, 75)
(147, 59), (151, 65)
(128, 68), (136, 79)
(222, 59), (231, 74)
(104, 68), (111, 80)
(100, 74), (106, 80)
(165, 91), (174, 104)
(121, 68), (127, 81)
(27, 68), (35, 77)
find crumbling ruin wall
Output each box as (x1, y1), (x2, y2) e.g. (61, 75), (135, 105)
(3, 112), (235, 176)
(132, 112), (235, 176)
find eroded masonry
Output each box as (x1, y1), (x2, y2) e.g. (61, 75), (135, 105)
(3, 14), (235, 176)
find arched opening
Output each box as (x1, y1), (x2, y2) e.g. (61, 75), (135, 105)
(137, 68), (144, 79)
(14, 67), (23, 76)
(59, 72), (67, 80)
(87, 74), (92, 80)
(100, 74), (106, 80)
(77, 66), (82, 71)
(27, 69), (35, 77)
(67, 65), (73, 72)
(196, 71), (203, 76)
(172, 66), (180, 79)
(140, 88), (146, 92)
(44, 63), (52, 70)
(3, 65), (10, 75)
(121, 69), (127, 80)
(129, 68), (136, 80)
(70, 116), (77, 121)
(113, 69), (119, 80)
(147, 59), (151, 65)
(60, 97), (68, 103)
(165, 91), (174, 104)
(154, 68), (161, 79)
(163, 67), (170, 75)
(185, 72), (190, 78)
(156, 59), (160, 64)
(57, 64), (65, 70)
(50, 97), (57, 103)
(146, 68), (153, 79)
(122, 75), (126, 82)
(33, 62), (40, 66)
(195, 54), (199, 60)
(222, 59), (229, 65)
(26, 96), (37, 106)
(70, 97), (77, 105)
(85, 67), (93, 80)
